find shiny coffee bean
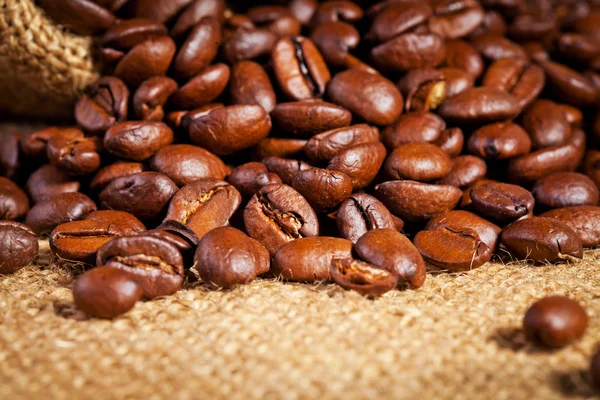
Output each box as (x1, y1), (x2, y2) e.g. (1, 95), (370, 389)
(222, 28), (278, 64)
(26, 192), (97, 236)
(230, 61), (277, 113)
(0, 221), (38, 274)
(437, 155), (487, 188)
(173, 17), (222, 79)
(26, 165), (80, 204)
(290, 0), (318, 26)
(328, 142), (387, 190)
(311, 1), (363, 27)
(434, 127), (464, 158)
(532, 172), (599, 209)
(132, 77), (178, 121)
(439, 67), (475, 97)
(228, 162), (282, 200)
(557, 104), (583, 130)
(470, 182), (534, 223)
(310, 21), (360, 69)
(522, 99), (572, 149)
(397, 68), (447, 112)
(292, 167), (353, 212)
(384, 142), (452, 182)
(471, 34), (527, 62)
(428, 0), (484, 39)
(271, 100), (352, 137)
(102, 18), (168, 50)
(540, 61), (598, 106)
(104, 121), (174, 161)
(131, 0), (194, 24)
(482, 58), (545, 110)
(170, 0), (227, 37)
(0, 177), (29, 221)
(90, 162), (145, 194)
(541, 206), (600, 248)
(381, 112), (446, 150)
(171, 64), (230, 109)
(468, 122), (531, 160)
(147, 220), (199, 268)
(255, 138), (307, 160)
(427, 210), (501, 251)
(443, 39), (484, 77)
(20, 127), (62, 160)
(331, 258), (399, 297)
(469, 10), (506, 38)
(304, 124), (379, 163)
(36, 0), (116, 35)
(114, 37), (177, 87)
(74, 77), (129, 134)
(46, 129), (103, 176)
(263, 157), (312, 186)
(438, 87), (520, 124)
(336, 193), (397, 244)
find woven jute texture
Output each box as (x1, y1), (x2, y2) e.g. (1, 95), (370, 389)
(0, 0), (98, 119)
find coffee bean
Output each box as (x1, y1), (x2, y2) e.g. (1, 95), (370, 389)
(96, 235), (185, 298)
(426, 210), (501, 251)
(438, 87), (521, 124)
(541, 206), (600, 248)
(74, 77), (129, 134)
(222, 28), (278, 64)
(468, 10), (506, 39)
(290, 0), (318, 25)
(255, 138), (308, 160)
(36, 0), (116, 35)
(292, 167), (353, 212)
(355, 228), (426, 288)
(471, 34), (527, 62)
(328, 142), (387, 190)
(132, 77), (178, 121)
(311, 1), (363, 27)
(397, 68), (447, 112)
(443, 39), (484, 77)
(336, 193), (397, 243)
(437, 155), (487, 188)
(20, 127), (62, 160)
(102, 18), (168, 50)
(46, 129), (103, 176)
(381, 112), (446, 150)
(556, 33), (600, 65)
(171, 0), (227, 38)
(522, 99), (572, 149)
(247, 6), (301, 37)
(304, 124), (379, 163)
(272, 237), (352, 281)
(263, 157), (312, 185)
(228, 162), (282, 200)
(428, 0), (484, 39)
(147, 220), (199, 268)
(26, 165), (80, 204)
(271, 100), (352, 137)
(173, 17), (222, 79)
(195, 227), (270, 288)
(0, 177), (29, 221)
(470, 182), (534, 223)
(244, 183), (319, 255)
(384, 142), (452, 182)
(482, 58), (545, 110)
(0, 221), (38, 274)
(330, 257), (399, 297)
(434, 127), (464, 158)
(540, 60), (598, 106)
(468, 122), (531, 159)
(230, 61), (277, 113)
(165, 178), (242, 239)
(532, 172), (599, 209)
(310, 21), (360, 69)
(375, 180), (462, 221)
(557, 103), (583, 130)
(73, 267), (142, 319)
(131, 0), (194, 23)
(523, 296), (588, 348)
(439, 67), (475, 97)
(501, 217), (583, 263)
(104, 121), (174, 161)
(90, 162), (146, 194)
(26, 192), (97, 236)
(114, 37), (177, 86)
(171, 64), (230, 109)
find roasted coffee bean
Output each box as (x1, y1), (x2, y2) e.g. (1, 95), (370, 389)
(439, 67), (475, 97)
(179, 103), (225, 131)
(375, 180), (462, 221)
(272, 36), (330, 100)
(470, 182), (534, 223)
(461, 178), (495, 208)
(46, 129), (102, 176)
(501, 217), (583, 263)
(438, 155), (487, 188)
(74, 77), (129, 134)
(304, 124), (379, 163)
(90, 162), (145, 194)
(36, 0), (116, 35)
(557, 104), (583, 130)
(165, 178), (241, 239)
(272, 237), (352, 281)
(171, 64), (231, 109)
(292, 168), (352, 212)
(370, 32), (446, 72)
(173, 17), (222, 79)
(540, 61), (599, 106)
(230, 61), (277, 113)
(132, 77), (178, 121)
(26, 193), (97, 236)
(532, 172), (599, 209)
(328, 142), (387, 190)
(331, 258), (399, 297)
(482, 58), (545, 110)
(255, 138), (307, 160)
(50, 210), (145, 265)
(131, 0), (194, 24)
(381, 112), (446, 150)
(171, 0), (227, 38)
(96, 235), (185, 298)
(102, 19), (168, 50)
(327, 68), (403, 126)
(100, 172), (178, 223)
(221, 28), (278, 64)
(114, 37), (177, 87)
(384, 142), (452, 182)
(0, 177), (29, 221)
(104, 121), (173, 161)
(26, 165), (80, 204)
(469, 10), (506, 38)
(247, 6), (301, 37)
(271, 100), (352, 137)
(244, 183), (319, 255)
(438, 87), (520, 124)
(73, 267), (142, 319)
(427, 210), (501, 251)
(310, 21), (360, 69)
(20, 127), (62, 160)
(522, 99), (572, 149)
(468, 122), (531, 160)
(336, 193), (397, 244)
(355, 228), (426, 288)
(541, 206), (600, 248)
(508, 130), (585, 184)
(195, 227), (270, 288)
(443, 39), (484, 77)
(0, 221), (38, 274)
(147, 220), (199, 268)
(290, 0), (318, 25)
(523, 296), (588, 348)
(263, 157), (312, 185)
(366, 1), (431, 41)
(0, 133), (19, 181)
(188, 105), (271, 155)
(397, 68), (447, 113)
(556, 33), (600, 65)
(470, 34), (527, 62)
(228, 162), (282, 200)
(311, 0), (363, 27)
(428, 0), (484, 39)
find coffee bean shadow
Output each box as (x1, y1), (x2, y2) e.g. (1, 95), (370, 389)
(550, 369), (596, 398)
(53, 300), (89, 321)
(490, 326), (551, 354)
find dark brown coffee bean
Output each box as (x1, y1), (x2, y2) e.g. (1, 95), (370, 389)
(556, 33), (600, 65)
(46, 129), (103, 176)
(557, 104), (583, 131)
(165, 178), (242, 239)
(195, 227), (270, 288)
(438, 155), (487, 188)
(171, 64), (231, 109)
(397, 68), (447, 113)
(311, 0), (363, 26)
(50, 210), (145, 265)
(188, 105), (272, 155)
(522, 99), (572, 149)
(271, 100), (352, 137)
(532, 172), (599, 209)
(366, 2), (431, 41)
(501, 217), (583, 263)
(20, 127), (62, 160)
(470, 34), (527, 62)
(114, 37), (177, 87)
(173, 17), (222, 79)
(0, 221), (38, 274)
(508, 130), (586, 184)
(221, 28), (278, 64)
(272, 36), (331, 100)
(434, 127), (464, 158)
(73, 267), (142, 319)
(96, 235), (184, 298)
(523, 296), (588, 348)
(310, 21), (360, 69)
(228, 162), (282, 200)
(540, 61), (599, 106)
(100, 172), (178, 223)
(331, 257), (399, 297)
(171, 0), (227, 38)
(470, 182), (534, 223)
(327, 68), (404, 126)
(468, 10), (506, 38)
(328, 142), (387, 190)
(438, 87), (520, 124)
(375, 180), (462, 221)
(468, 122), (531, 160)
(541, 206), (600, 248)
(304, 124), (379, 164)
(132, 77), (178, 121)
(443, 39), (484, 77)
(132, 0), (194, 23)
(75, 77), (129, 134)
(26, 165), (80, 204)
(384, 142), (452, 182)
(370, 33), (446, 72)
(355, 228), (426, 288)
(255, 138), (307, 160)
(179, 103), (225, 131)
(26, 193), (97, 236)
(0, 132), (18, 179)
(247, 6), (300, 37)
(230, 61), (277, 113)
(104, 121), (174, 161)
(427, 210), (501, 251)
(244, 183), (319, 255)
(0, 177), (29, 221)
(381, 112), (446, 150)
(272, 237), (352, 281)
(461, 178), (495, 208)
(439, 67), (475, 97)
(428, 0), (484, 39)
(263, 157), (312, 186)
(290, 0), (318, 25)
(147, 220), (199, 268)
(292, 168), (352, 212)
(336, 193), (396, 243)
(102, 18), (168, 50)
(482, 58), (545, 110)
(36, 0), (116, 35)
(90, 162), (145, 194)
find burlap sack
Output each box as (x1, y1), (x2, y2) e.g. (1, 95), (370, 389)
(0, 0), (98, 119)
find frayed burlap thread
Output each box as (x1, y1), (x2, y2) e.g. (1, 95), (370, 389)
(0, 0), (98, 119)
